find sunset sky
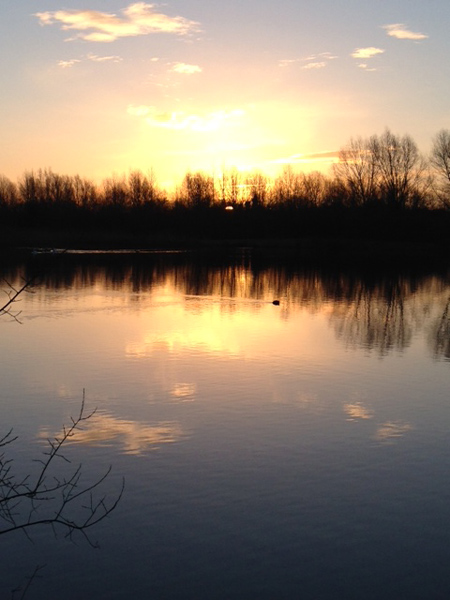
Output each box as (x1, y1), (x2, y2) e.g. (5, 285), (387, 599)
(1, 1), (449, 187)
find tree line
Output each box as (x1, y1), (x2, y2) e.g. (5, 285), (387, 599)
(1, 128), (450, 244)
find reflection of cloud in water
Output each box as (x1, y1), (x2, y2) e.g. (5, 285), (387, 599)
(344, 402), (374, 420)
(171, 382), (196, 401)
(374, 421), (412, 443)
(39, 412), (184, 455)
(126, 330), (241, 357)
(293, 391), (321, 412)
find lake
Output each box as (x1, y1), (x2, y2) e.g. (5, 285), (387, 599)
(1, 250), (450, 599)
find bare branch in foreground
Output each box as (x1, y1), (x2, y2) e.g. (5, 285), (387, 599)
(0, 392), (125, 548)
(10, 564), (46, 600)
(0, 278), (35, 323)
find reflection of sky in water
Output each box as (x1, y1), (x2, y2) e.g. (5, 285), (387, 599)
(344, 402), (374, 420)
(2, 261), (450, 599)
(374, 421), (413, 444)
(39, 411), (185, 455)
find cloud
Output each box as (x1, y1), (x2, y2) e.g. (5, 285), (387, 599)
(87, 53), (122, 63)
(305, 52), (338, 61)
(170, 62), (202, 74)
(279, 52), (337, 69)
(35, 2), (200, 43)
(278, 58), (300, 68)
(273, 150), (340, 165)
(357, 63), (378, 72)
(383, 23), (428, 40)
(127, 105), (245, 132)
(302, 62), (326, 70)
(57, 54), (122, 68)
(58, 59), (81, 68)
(351, 47), (385, 59)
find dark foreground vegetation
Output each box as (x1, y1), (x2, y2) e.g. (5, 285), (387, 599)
(1, 128), (450, 256)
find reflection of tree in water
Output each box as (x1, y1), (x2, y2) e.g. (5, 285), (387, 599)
(330, 277), (414, 355)
(2, 253), (450, 358)
(429, 296), (450, 360)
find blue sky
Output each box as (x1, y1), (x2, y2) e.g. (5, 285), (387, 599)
(1, 1), (449, 187)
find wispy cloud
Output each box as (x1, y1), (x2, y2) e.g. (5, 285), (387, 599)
(383, 23), (428, 41)
(278, 58), (300, 68)
(351, 47), (385, 59)
(58, 59), (81, 68)
(273, 150), (340, 165)
(357, 63), (377, 72)
(87, 53), (122, 63)
(35, 3), (200, 43)
(302, 62), (327, 70)
(57, 54), (122, 68)
(127, 105), (245, 132)
(279, 52), (337, 70)
(170, 62), (202, 75)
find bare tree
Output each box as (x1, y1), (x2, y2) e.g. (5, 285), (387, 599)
(128, 170), (148, 207)
(0, 176), (19, 207)
(271, 166), (304, 207)
(334, 130), (429, 209)
(333, 136), (378, 207)
(301, 171), (327, 207)
(223, 168), (244, 205)
(72, 174), (98, 208)
(430, 129), (450, 208)
(369, 129), (425, 209)
(180, 171), (215, 208)
(102, 174), (128, 207)
(18, 171), (43, 205)
(244, 171), (270, 207)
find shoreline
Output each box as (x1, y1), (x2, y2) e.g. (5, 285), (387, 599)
(1, 226), (449, 270)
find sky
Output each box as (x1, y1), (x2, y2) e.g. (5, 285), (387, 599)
(1, 0), (449, 188)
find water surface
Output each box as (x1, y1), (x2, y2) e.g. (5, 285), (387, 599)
(1, 252), (450, 599)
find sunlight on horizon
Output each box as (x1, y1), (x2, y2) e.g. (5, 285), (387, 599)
(1, 2), (448, 187)
(111, 100), (342, 189)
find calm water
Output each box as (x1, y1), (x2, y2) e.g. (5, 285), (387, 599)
(1, 252), (450, 599)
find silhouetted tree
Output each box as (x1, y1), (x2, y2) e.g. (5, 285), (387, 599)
(102, 174), (128, 207)
(430, 129), (450, 208)
(217, 167), (245, 206)
(369, 129), (425, 209)
(245, 171), (270, 207)
(333, 136), (378, 207)
(0, 176), (19, 207)
(180, 171), (215, 208)
(302, 171), (327, 207)
(271, 166), (304, 207)
(322, 177), (350, 208)
(18, 171), (43, 205)
(72, 174), (98, 208)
